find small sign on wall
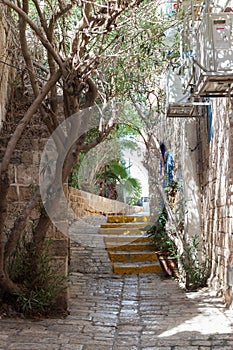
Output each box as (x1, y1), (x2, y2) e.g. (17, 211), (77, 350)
(213, 19), (230, 49)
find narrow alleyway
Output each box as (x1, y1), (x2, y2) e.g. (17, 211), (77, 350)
(0, 216), (233, 350)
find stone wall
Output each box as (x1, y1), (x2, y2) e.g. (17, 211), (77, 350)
(158, 0), (233, 304)
(150, 113), (203, 239)
(199, 98), (233, 303)
(156, 98), (233, 305)
(1, 10), (69, 307)
(0, 104), (69, 309)
(69, 187), (143, 218)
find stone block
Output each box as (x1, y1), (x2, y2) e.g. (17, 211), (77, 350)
(32, 138), (48, 151)
(7, 185), (18, 201)
(7, 202), (24, 219)
(18, 185), (34, 201)
(10, 150), (22, 165)
(21, 151), (33, 165)
(69, 195), (77, 202)
(16, 164), (39, 184)
(44, 225), (54, 239)
(33, 151), (40, 166)
(48, 239), (69, 257)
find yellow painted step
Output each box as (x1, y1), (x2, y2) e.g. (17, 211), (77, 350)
(108, 251), (159, 263)
(101, 223), (148, 229)
(104, 236), (153, 244)
(105, 242), (155, 251)
(107, 215), (150, 223)
(113, 262), (162, 274)
(100, 227), (145, 235)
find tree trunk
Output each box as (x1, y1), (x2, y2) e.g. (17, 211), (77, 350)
(0, 269), (20, 295)
(0, 173), (10, 289)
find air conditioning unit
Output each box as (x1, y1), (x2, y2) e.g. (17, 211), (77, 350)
(166, 66), (195, 117)
(194, 12), (233, 96)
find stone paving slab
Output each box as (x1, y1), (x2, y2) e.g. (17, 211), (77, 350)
(0, 216), (233, 349)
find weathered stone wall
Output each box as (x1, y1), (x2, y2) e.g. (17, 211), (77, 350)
(199, 98), (233, 302)
(151, 113), (203, 239)
(156, 97), (233, 305)
(69, 187), (143, 218)
(159, 0), (233, 304)
(0, 103), (69, 308)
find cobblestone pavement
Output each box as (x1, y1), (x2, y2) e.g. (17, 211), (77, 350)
(1, 216), (233, 350)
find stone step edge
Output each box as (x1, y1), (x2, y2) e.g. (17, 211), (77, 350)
(101, 223), (148, 228)
(108, 251), (159, 263)
(108, 250), (158, 255)
(104, 236), (153, 242)
(113, 262), (162, 274)
(107, 215), (150, 223)
(105, 242), (155, 251)
(105, 244), (155, 252)
(100, 228), (146, 234)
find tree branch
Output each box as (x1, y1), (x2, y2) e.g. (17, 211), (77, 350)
(0, 0), (63, 68)
(31, 0), (49, 37)
(4, 189), (41, 260)
(0, 69), (62, 173)
(19, 0), (40, 97)
(0, 173), (9, 272)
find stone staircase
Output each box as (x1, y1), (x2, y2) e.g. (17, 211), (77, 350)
(100, 215), (162, 274)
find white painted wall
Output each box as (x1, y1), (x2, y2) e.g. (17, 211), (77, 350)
(122, 136), (149, 198)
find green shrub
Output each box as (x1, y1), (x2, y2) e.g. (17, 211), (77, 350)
(180, 235), (210, 290)
(146, 208), (177, 256)
(7, 233), (67, 317)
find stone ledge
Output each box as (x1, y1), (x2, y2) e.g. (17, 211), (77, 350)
(69, 188), (143, 217)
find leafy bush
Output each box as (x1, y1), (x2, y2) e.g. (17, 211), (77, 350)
(7, 233), (67, 317)
(146, 208), (177, 256)
(180, 235), (210, 290)
(147, 209), (210, 288)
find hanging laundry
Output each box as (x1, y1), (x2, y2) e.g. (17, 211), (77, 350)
(206, 98), (214, 143)
(160, 143), (166, 176)
(165, 151), (174, 184)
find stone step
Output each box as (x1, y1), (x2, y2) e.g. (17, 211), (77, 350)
(107, 215), (150, 223)
(100, 227), (145, 234)
(104, 236), (153, 243)
(104, 215), (162, 275)
(105, 242), (155, 251)
(108, 251), (159, 263)
(101, 222), (148, 229)
(113, 262), (162, 274)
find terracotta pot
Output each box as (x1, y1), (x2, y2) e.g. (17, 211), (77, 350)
(156, 251), (178, 278)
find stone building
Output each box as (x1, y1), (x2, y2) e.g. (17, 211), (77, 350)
(155, 97), (233, 304)
(157, 0), (233, 305)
